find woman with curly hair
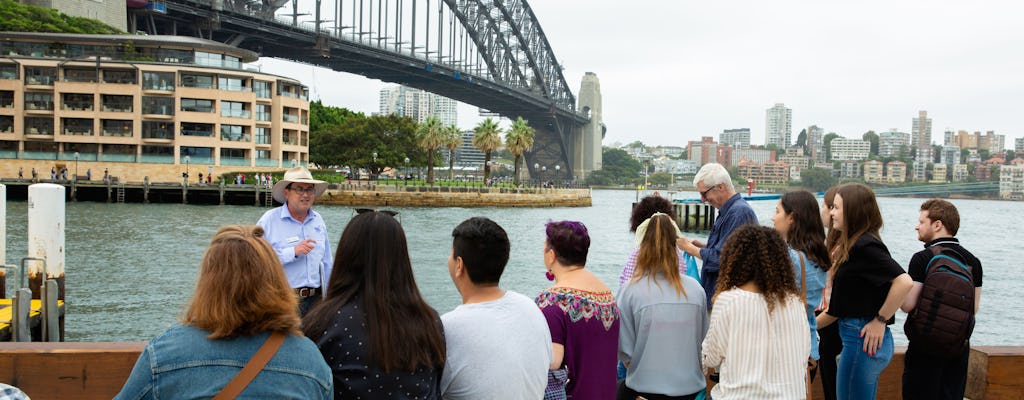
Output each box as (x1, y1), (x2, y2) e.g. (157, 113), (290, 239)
(701, 225), (809, 399)
(617, 213), (707, 400)
(816, 183), (912, 400)
(116, 225), (332, 399)
(535, 220), (619, 400)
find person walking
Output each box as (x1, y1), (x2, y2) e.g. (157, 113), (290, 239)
(257, 166), (331, 316)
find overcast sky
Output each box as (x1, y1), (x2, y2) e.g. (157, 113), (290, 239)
(258, 0), (1024, 149)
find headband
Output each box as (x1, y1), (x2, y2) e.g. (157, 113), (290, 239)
(634, 212), (684, 247)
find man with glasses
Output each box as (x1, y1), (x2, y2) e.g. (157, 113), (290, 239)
(258, 166), (332, 315)
(677, 163), (758, 308)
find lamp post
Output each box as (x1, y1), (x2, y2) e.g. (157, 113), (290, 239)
(184, 155), (190, 186)
(533, 163), (539, 186)
(554, 164), (560, 188)
(73, 151), (79, 182)
(404, 157), (410, 186)
(372, 152), (378, 182)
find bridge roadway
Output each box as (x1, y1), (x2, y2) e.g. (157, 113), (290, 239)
(138, 0), (593, 178)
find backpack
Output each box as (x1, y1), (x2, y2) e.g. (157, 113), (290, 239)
(903, 245), (975, 358)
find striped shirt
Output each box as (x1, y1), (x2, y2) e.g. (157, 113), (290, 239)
(702, 288), (809, 400)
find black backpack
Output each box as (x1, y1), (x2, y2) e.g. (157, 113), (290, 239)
(903, 245), (976, 358)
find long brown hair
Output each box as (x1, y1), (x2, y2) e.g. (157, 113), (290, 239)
(303, 212), (445, 372)
(634, 214), (685, 298)
(779, 190), (831, 270)
(716, 225), (799, 313)
(831, 183), (884, 270)
(183, 225), (300, 339)
(823, 186), (840, 253)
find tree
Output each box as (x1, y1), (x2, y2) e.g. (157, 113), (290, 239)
(823, 132), (840, 162)
(800, 167), (838, 192)
(585, 147), (642, 186)
(862, 130), (879, 156)
(504, 116), (535, 186)
(416, 116), (445, 184)
(1007, 149), (1017, 162)
(796, 128), (807, 148)
(472, 118), (503, 182)
(442, 124), (462, 181)
(310, 114), (421, 176)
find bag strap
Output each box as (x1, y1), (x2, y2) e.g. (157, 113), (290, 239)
(798, 251), (807, 305)
(212, 331), (287, 400)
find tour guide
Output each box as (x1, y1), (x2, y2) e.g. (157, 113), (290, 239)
(257, 166), (332, 316)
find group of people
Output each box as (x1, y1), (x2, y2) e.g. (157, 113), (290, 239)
(112, 164), (982, 400)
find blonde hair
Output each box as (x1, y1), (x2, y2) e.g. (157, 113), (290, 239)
(634, 214), (686, 298)
(182, 225), (300, 339)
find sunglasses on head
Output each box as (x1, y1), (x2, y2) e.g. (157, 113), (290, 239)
(355, 208), (399, 217)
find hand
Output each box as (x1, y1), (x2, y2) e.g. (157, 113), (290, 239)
(692, 240), (706, 249)
(860, 319), (886, 356)
(676, 236), (698, 257)
(294, 238), (317, 256)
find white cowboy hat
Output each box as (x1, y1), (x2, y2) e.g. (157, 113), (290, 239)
(272, 166), (327, 203)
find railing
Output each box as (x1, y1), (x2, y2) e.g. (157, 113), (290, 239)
(221, 110), (251, 119)
(255, 158), (279, 167)
(25, 76), (55, 85)
(220, 157), (250, 166)
(220, 85), (250, 92)
(98, 153), (136, 162)
(282, 114), (299, 123)
(139, 154), (173, 164)
(60, 152), (97, 161)
(220, 133), (251, 142)
(0, 150), (16, 158)
(180, 130), (214, 137)
(25, 128), (53, 135)
(19, 151), (57, 160)
(25, 102), (54, 111)
(142, 132), (174, 140)
(180, 156), (213, 165)
(102, 105), (133, 112)
(63, 104), (94, 111)
(181, 106), (214, 113)
(63, 129), (94, 136)
(102, 130), (133, 137)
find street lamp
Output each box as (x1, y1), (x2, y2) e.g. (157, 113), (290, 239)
(372, 152), (378, 182)
(534, 163), (540, 186)
(554, 165), (560, 188)
(184, 155), (190, 186)
(73, 151), (79, 182)
(404, 157), (410, 186)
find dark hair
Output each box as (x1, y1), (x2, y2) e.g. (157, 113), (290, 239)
(779, 190), (831, 271)
(545, 220), (590, 267)
(630, 195), (677, 232)
(716, 225), (799, 313)
(920, 198), (960, 235)
(823, 186), (840, 253)
(452, 217), (510, 285)
(635, 214), (685, 297)
(832, 183), (883, 269)
(302, 212), (445, 372)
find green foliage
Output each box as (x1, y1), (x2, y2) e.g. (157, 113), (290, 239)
(309, 100), (361, 134)
(0, 0), (124, 34)
(799, 167), (837, 192)
(442, 124), (462, 181)
(308, 113), (424, 176)
(505, 117), (535, 186)
(862, 130), (879, 156)
(473, 118), (503, 181)
(648, 173), (673, 186)
(416, 115), (445, 184)
(796, 129), (807, 148)
(823, 132), (840, 162)
(585, 147), (641, 186)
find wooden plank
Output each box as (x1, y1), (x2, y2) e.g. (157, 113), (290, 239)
(0, 342), (146, 400)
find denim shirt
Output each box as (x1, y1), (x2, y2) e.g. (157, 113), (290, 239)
(115, 324), (333, 400)
(790, 248), (827, 360)
(257, 204), (333, 290)
(699, 193), (757, 306)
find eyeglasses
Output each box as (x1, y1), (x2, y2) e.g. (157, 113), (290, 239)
(700, 184), (717, 200)
(287, 185), (316, 195)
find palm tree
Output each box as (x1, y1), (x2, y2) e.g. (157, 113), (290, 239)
(443, 124), (463, 181)
(472, 118), (503, 182)
(415, 116), (445, 184)
(504, 116), (535, 186)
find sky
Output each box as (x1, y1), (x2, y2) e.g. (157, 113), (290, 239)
(257, 0), (1024, 149)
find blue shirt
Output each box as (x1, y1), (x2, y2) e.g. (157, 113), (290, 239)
(257, 204), (333, 290)
(115, 324), (333, 399)
(699, 193), (757, 305)
(790, 248), (827, 360)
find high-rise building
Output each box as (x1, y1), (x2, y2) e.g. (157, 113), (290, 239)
(765, 103), (792, 147)
(879, 129), (909, 158)
(806, 125), (825, 164)
(687, 136), (718, 165)
(1016, 137), (1024, 152)
(720, 128), (750, 148)
(911, 111), (932, 161)
(830, 138), (871, 161)
(379, 86), (458, 126)
(453, 130), (485, 166)
(940, 145), (961, 165)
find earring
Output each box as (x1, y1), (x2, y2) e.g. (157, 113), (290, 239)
(545, 271), (555, 281)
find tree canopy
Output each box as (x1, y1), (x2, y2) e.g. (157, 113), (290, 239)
(504, 116), (535, 186)
(585, 147), (642, 186)
(309, 113), (423, 176)
(472, 118), (503, 181)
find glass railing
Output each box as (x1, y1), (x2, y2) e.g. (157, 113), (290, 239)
(138, 154), (173, 164)
(99, 154), (137, 162)
(63, 103), (94, 111)
(142, 82), (175, 91)
(220, 157), (250, 166)
(25, 102), (54, 111)
(221, 110), (251, 118)
(63, 129), (94, 136)
(255, 158), (279, 167)
(220, 133), (251, 142)
(220, 84), (250, 92)
(0, 150), (16, 158)
(142, 131), (174, 140)
(282, 114), (299, 123)
(181, 130), (214, 137)
(25, 76), (55, 85)
(181, 106), (214, 113)
(102, 130), (133, 137)
(255, 136), (270, 145)
(0, 100), (13, 108)
(256, 112), (271, 121)
(20, 151), (57, 160)
(101, 104), (133, 112)
(25, 128), (53, 135)
(60, 152), (98, 161)
(181, 156), (213, 165)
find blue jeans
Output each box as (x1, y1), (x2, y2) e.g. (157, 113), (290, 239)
(836, 317), (894, 400)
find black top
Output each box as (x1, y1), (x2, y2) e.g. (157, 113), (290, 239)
(829, 234), (906, 323)
(908, 237), (983, 287)
(315, 298), (443, 400)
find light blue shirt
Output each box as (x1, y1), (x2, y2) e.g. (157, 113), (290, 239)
(257, 204), (332, 290)
(789, 248), (827, 360)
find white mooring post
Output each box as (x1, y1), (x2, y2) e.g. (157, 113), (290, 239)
(1, 184), (6, 264)
(27, 183), (65, 293)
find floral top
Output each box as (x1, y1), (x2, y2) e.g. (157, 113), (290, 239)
(536, 287), (620, 400)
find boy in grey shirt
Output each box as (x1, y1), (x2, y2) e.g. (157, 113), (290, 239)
(440, 217), (552, 400)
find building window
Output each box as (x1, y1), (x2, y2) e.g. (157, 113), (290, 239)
(223, 55), (242, 69)
(142, 121), (174, 139)
(102, 95), (133, 112)
(142, 72), (175, 90)
(181, 74), (214, 89)
(282, 107), (299, 123)
(25, 67), (56, 85)
(221, 148), (247, 158)
(0, 64), (17, 80)
(25, 117), (54, 135)
(25, 92), (54, 111)
(220, 124), (249, 142)
(64, 68), (97, 83)
(0, 116), (12, 133)
(142, 96), (174, 115)
(255, 104), (271, 121)
(62, 118), (94, 136)
(0, 91), (11, 108)
(180, 122), (214, 137)
(62, 93), (94, 111)
(254, 81), (271, 98)
(102, 69), (137, 84)
(218, 76), (248, 92)
(181, 98), (214, 113)
(255, 127), (270, 144)
(194, 52), (221, 67)
(221, 101), (250, 118)
(102, 119), (133, 137)
(256, 150), (271, 159)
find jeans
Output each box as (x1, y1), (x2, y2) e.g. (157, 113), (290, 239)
(836, 317), (894, 400)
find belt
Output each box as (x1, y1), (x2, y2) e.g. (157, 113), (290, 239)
(294, 287), (320, 298)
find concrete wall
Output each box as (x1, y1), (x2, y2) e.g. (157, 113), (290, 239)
(0, 159), (285, 183)
(25, 0), (127, 31)
(319, 186), (592, 207)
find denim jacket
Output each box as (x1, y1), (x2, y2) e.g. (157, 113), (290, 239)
(115, 324), (333, 400)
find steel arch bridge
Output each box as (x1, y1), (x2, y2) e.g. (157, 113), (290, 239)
(134, 0), (601, 179)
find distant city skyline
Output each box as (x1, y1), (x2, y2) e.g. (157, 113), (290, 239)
(260, 0), (1024, 149)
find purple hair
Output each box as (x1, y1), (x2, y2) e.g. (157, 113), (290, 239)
(545, 220), (590, 267)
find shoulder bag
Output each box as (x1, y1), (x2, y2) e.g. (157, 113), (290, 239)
(212, 331), (287, 400)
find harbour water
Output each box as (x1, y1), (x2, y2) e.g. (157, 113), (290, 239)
(2, 189), (1021, 344)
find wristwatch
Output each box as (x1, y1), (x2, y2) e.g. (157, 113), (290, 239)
(875, 314), (888, 323)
